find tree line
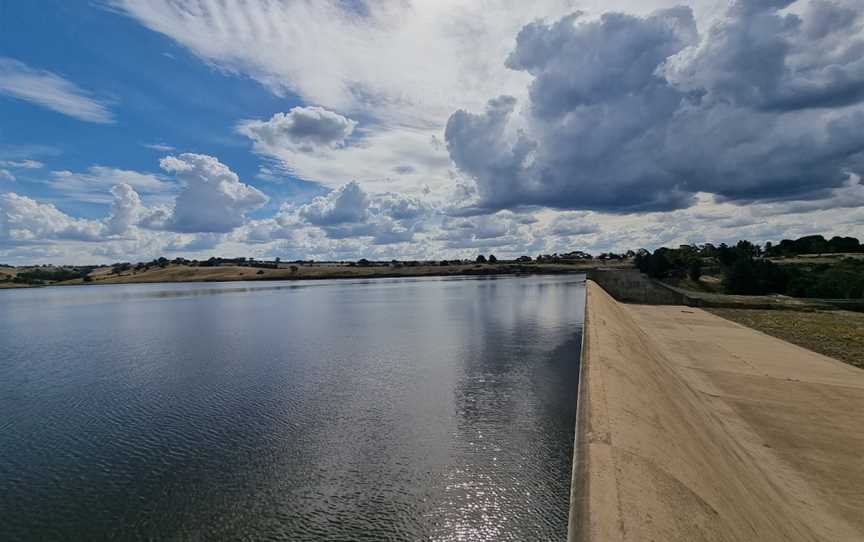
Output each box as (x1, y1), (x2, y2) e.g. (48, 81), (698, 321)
(635, 235), (864, 299)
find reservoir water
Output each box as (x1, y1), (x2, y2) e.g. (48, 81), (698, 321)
(0, 274), (585, 541)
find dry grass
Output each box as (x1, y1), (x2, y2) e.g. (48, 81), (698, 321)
(0, 267), (20, 288)
(770, 253), (864, 265)
(669, 275), (724, 293)
(1, 260), (632, 289)
(71, 261), (622, 286)
(708, 308), (864, 369)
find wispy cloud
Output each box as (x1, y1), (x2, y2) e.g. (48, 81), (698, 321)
(0, 159), (44, 169)
(48, 166), (171, 203)
(0, 169), (15, 182)
(142, 142), (175, 152)
(0, 57), (114, 123)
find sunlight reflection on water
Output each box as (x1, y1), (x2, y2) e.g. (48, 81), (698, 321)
(0, 275), (584, 540)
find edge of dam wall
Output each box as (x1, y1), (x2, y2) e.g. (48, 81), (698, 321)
(587, 268), (864, 312)
(567, 280), (864, 541)
(586, 268), (688, 305)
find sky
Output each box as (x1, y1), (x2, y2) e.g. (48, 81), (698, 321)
(1, 0), (863, 265)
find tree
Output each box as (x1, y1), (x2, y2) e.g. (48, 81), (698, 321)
(688, 259), (703, 282)
(723, 258), (786, 295)
(828, 236), (861, 253)
(488, 254), (497, 263)
(723, 259), (757, 294)
(112, 262), (131, 274)
(635, 249), (672, 278)
(476, 255), (487, 263)
(736, 240), (760, 258)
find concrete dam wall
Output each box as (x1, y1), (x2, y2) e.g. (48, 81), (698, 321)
(568, 281), (864, 541)
(586, 268), (688, 305)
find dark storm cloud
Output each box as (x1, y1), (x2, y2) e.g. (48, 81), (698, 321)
(445, 1), (864, 214)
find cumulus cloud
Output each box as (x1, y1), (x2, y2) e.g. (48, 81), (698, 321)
(0, 182), (149, 244)
(239, 107), (357, 153)
(0, 193), (104, 243)
(548, 213), (601, 236)
(435, 212), (540, 251)
(6, 1), (864, 264)
(242, 181), (433, 246)
(0, 57), (114, 123)
(665, 0), (864, 111)
(294, 182), (433, 244)
(446, 2), (864, 214)
(373, 192), (430, 221)
(104, 184), (143, 236)
(297, 181), (369, 226)
(156, 153), (268, 233)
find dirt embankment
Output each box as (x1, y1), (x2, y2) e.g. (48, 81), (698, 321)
(570, 281), (864, 541)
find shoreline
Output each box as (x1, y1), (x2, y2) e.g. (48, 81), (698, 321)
(1, 263), (610, 290)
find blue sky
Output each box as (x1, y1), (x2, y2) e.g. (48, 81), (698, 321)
(0, 1), (323, 219)
(1, 0), (863, 264)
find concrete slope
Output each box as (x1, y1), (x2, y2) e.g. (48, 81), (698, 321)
(570, 281), (864, 541)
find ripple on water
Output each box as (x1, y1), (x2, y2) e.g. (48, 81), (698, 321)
(0, 275), (584, 541)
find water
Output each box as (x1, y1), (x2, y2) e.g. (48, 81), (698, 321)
(0, 274), (585, 541)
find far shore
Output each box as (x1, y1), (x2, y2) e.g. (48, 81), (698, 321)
(0, 261), (629, 289)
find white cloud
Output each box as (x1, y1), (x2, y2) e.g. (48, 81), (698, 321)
(155, 153), (268, 233)
(112, 0), (723, 204)
(0, 182), (150, 244)
(241, 181), (433, 247)
(4, 1), (863, 264)
(49, 166), (170, 203)
(0, 170), (14, 182)
(109, 0), (591, 199)
(0, 159), (44, 169)
(0, 193), (105, 243)
(0, 57), (114, 123)
(242, 123), (453, 196)
(104, 183), (143, 237)
(548, 213), (601, 236)
(434, 212), (540, 252)
(239, 107), (357, 152)
(297, 181), (369, 226)
(142, 142), (175, 152)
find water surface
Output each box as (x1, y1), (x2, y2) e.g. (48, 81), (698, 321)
(0, 275), (584, 541)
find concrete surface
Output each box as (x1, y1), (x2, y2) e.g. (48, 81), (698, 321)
(587, 268), (688, 305)
(569, 281), (864, 541)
